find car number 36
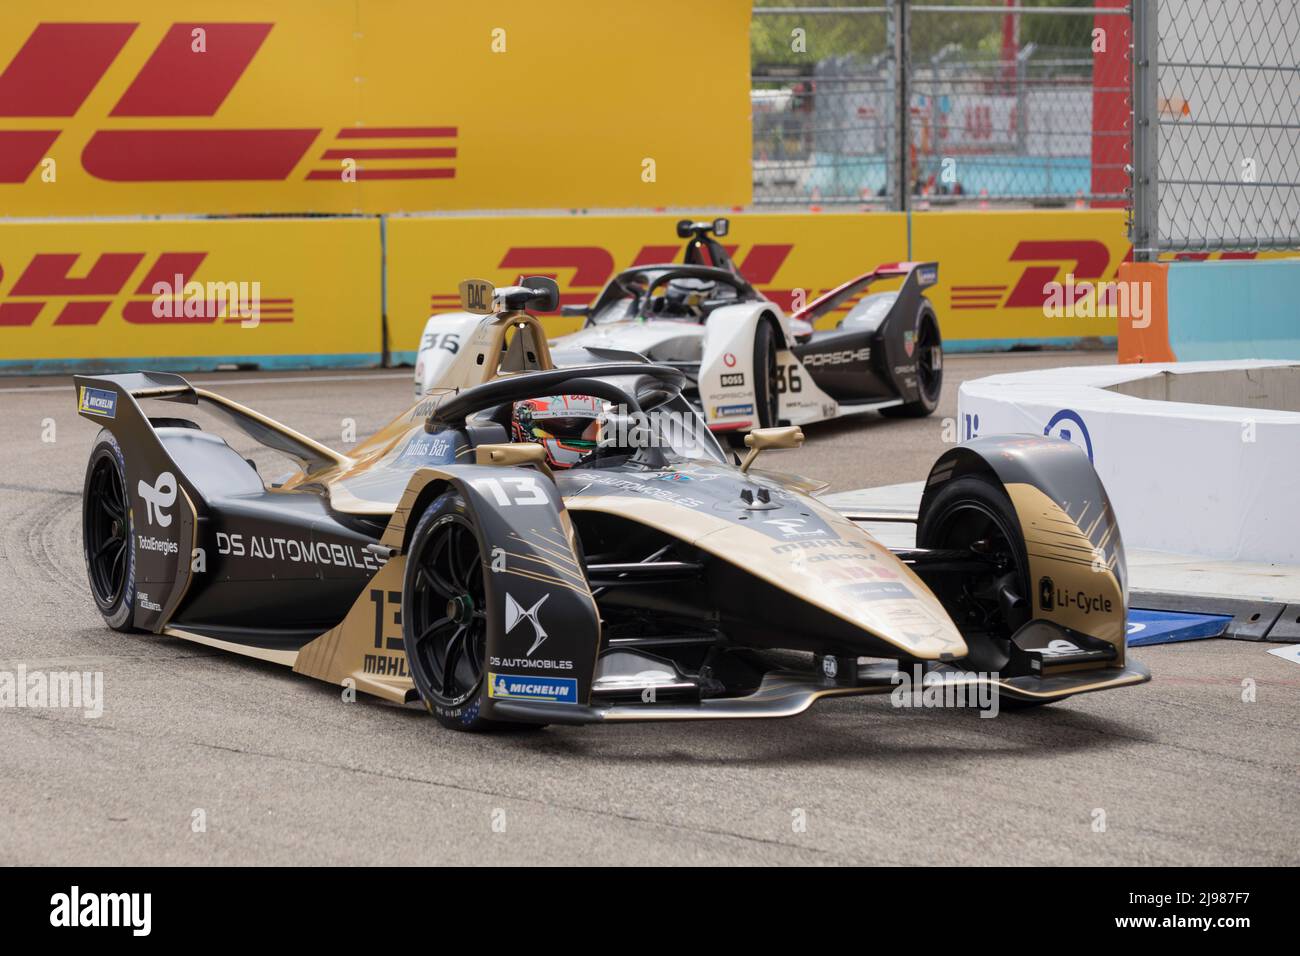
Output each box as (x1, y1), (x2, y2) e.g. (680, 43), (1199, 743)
(775, 364), (803, 394)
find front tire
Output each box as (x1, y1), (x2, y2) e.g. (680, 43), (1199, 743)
(82, 431), (136, 632)
(752, 318), (780, 429)
(401, 492), (533, 732)
(916, 474), (1033, 676)
(726, 318), (781, 447)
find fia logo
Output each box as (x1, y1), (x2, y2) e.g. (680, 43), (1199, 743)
(505, 592), (549, 656)
(138, 472), (177, 527)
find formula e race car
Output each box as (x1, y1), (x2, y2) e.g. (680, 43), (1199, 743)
(415, 218), (944, 437)
(78, 276), (1146, 732)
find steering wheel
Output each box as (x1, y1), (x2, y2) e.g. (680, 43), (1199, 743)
(426, 363), (686, 429)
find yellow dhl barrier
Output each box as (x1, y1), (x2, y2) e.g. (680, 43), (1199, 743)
(0, 218), (382, 371)
(9, 210), (1271, 373)
(386, 210), (1143, 357)
(0, 0), (751, 216)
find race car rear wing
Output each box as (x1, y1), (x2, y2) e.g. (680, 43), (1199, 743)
(73, 371), (351, 633)
(74, 371), (347, 476)
(791, 261), (938, 326)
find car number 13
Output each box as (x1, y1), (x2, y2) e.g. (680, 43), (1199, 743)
(476, 476), (548, 506)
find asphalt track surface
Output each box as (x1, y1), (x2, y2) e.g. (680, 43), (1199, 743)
(1, 352), (1296, 866)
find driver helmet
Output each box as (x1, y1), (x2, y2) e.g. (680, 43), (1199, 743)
(511, 394), (604, 469)
(662, 277), (717, 316)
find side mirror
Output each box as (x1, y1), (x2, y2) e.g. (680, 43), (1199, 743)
(560, 304), (590, 318)
(739, 425), (804, 473)
(713, 217), (729, 237)
(519, 276), (560, 313)
(475, 442), (552, 479)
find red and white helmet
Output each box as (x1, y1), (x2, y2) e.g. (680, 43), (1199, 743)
(511, 395), (603, 469)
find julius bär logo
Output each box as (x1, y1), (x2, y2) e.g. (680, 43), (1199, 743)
(0, 22), (456, 184)
(0, 251), (291, 328)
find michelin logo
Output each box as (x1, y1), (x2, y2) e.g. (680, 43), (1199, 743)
(488, 672), (577, 704)
(78, 386), (117, 419)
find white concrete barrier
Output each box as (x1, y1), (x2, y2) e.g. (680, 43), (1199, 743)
(958, 360), (1300, 565)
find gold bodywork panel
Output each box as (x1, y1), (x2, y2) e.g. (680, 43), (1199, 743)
(1006, 482), (1126, 658)
(564, 493), (967, 660)
(293, 558), (415, 703)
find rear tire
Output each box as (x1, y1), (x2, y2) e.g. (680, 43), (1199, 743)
(401, 492), (538, 732)
(881, 303), (942, 418)
(81, 431), (137, 632)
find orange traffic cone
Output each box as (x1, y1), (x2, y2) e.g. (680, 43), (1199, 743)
(978, 188), (990, 210)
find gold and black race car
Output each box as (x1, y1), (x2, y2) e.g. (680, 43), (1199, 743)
(75, 276), (1148, 732)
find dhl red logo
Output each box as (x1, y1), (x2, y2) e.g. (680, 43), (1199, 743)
(0, 251), (292, 326)
(0, 22), (455, 184)
(429, 244), (800, 314)
(951, 241), (1259, 311)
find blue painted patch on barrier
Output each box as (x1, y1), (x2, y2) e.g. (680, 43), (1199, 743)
(1125, 608), (1231, 646)
(944, 336), (1117, 353)
(1167, 259), (1300, 361)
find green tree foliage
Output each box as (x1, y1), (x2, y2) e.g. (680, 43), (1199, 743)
(751, 0), (1096, 72)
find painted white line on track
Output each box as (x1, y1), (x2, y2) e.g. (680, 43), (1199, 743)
(0, 371), (414, 394)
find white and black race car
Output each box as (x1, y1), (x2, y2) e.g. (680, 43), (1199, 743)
(414, 219), (944, 439)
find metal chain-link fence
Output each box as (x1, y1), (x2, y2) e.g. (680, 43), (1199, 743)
(752, 1), (1131, 209)
(1132, 0), (1300, 255)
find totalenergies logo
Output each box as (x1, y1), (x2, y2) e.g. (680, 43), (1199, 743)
(0, 251), (291, 327)
(0, 22), (455, 184)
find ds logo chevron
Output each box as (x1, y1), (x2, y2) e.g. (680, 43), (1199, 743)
(504, 592), (549, 657)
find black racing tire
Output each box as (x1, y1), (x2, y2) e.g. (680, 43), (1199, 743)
(81, 430), (138, 632)
(916, 474), (1034, 679)
(880, 301), (942, 418)
(401, 491), (537, 732)
(752, 317), (780, 429)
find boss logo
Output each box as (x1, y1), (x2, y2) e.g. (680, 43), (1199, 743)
(720, 372), (745, 387)
(802, 347), (870, 367)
